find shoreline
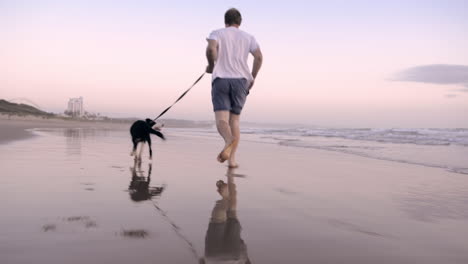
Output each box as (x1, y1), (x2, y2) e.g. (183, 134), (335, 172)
(0, 113), (213, 145)
(3, 114), (466, 177)
(0, 114), (130, 145)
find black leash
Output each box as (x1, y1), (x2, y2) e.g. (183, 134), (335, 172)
(150, 201), (200, 260)
(153, 72), (206, 121)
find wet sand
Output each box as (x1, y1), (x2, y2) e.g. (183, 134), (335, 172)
(0, 115), (128, 145)
(1, 122), (468, 264)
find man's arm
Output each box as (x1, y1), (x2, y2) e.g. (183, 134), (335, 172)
(206, 39), (218, 73)
(249, 48), (263, 89)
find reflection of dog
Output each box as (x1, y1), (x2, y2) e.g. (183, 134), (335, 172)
(129, 162), (165, 202)
(130, 119), (165, 160)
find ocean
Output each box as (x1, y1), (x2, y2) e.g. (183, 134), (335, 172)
(173, 126), (468, 175)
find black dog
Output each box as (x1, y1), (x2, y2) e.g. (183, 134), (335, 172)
(130, 118), (165, 160)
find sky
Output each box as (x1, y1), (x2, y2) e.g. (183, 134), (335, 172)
(1, 0), (468, 128)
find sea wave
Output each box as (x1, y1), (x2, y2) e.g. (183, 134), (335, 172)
(175, 126), (468, 175)
(238, 126), (468, 175)
(276, 139), (468, 175)
(241, 127), (468, 147)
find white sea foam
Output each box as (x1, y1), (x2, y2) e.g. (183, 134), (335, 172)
(241, 127), (468, 147)
(237, 127), (468, 175)
(165, 126), (468, 175)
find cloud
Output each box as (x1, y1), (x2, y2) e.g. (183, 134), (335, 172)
(445, 94), (457, 98)
(394, 64), (468, 86)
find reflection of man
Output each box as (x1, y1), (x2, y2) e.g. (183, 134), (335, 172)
(200, 169), (251, 264)
(128, 162), (164, 202)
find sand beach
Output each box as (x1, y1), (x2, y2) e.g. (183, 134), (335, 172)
(1, 117), (468, 264)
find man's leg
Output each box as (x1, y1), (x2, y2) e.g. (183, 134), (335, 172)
(215, 111), (236, 162)
(215, 111), (233, 145)
(228, 113), (240, 168)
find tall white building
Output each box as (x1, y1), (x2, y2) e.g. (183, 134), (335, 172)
(67, 97), (84, 117)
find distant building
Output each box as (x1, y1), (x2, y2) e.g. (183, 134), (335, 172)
(67, 97), (84, 117)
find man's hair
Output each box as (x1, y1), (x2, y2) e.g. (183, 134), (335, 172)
(224, 8), (242, 26)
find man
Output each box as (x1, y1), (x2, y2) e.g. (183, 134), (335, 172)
(206, 8), (263, 168)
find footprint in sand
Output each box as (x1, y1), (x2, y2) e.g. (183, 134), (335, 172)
(42, 224), (57, 232)
(80, 182), (96, 191)
(64, 216), (98, 229)
(42, 216), (99, 232)
(120, 229), (150, 239)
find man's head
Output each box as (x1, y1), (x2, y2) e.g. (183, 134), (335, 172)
(225, 8), (242, 27)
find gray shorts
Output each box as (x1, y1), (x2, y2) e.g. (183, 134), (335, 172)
(211, 78), (249, 115)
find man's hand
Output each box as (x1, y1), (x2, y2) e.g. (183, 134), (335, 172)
(248, 79), (255, 91)
(206, 64), (214, 74)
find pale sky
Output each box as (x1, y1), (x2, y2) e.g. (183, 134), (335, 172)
(1, 0), (468, 128)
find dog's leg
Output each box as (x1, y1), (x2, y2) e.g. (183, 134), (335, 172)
(131, 139), (138, 156)
(134, 141), (141, 161)
(138, 142), (145, 161)
(134, 142), (139, 160)
(147, 136), (153, 159)
(147, 163), (152, 184)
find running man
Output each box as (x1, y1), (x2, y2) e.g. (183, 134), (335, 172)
(206, 8), (263, 168)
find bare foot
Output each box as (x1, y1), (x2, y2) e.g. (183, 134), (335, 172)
(217, 140), (236, 163)
(227, 163), (239, 168)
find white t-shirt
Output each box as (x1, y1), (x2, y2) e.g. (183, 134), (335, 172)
(207, 27), (259, 82)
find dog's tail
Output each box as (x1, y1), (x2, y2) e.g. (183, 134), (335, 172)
(153, 130), (166, 140)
